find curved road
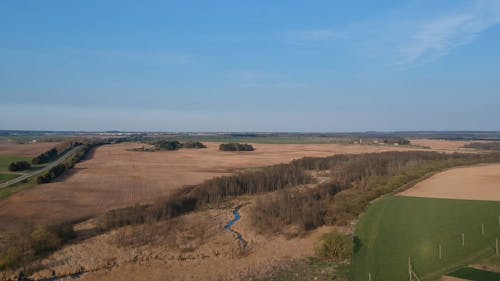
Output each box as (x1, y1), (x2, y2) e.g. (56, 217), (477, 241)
(0, 145), (85, 189)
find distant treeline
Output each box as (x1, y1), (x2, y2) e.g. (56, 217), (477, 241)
(219, 143), (255, 151)
(98, 151), (500, 233)
(31, 148), (58, 164)
(379, 138), (410, 145)
(183, 141), (207, 149)
(464, 142), (500, 151)
(131, 140), (207, 152)
(31, 140), (85, 164)
(8, 161), (31, 172)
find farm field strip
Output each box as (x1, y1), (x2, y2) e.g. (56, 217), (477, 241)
(399, 163), (500, 201)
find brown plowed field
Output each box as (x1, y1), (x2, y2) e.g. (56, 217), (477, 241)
(0, 142), (417, 231)
(399, 163), (500, 201)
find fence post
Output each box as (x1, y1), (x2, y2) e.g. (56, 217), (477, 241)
(496, 237), (499, 256)
(369, 272), (372, 281)
(439, 244), (442, 260)
(408, 257), (412, 281)
(482, 223), (485, 236)
(462, 233), (465, 247)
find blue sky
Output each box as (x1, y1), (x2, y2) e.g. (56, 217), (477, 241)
(1, 0), (500, 132)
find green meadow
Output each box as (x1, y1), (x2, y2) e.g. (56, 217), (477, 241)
(351, 196), (500, 281)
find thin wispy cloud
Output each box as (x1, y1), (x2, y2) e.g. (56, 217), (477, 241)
(285, 29), (344, 45)
(0, 48), (195, 67)
(289, 29), (340, 40)
(398, 0), (500, 65)
(227, 70), (309, 90)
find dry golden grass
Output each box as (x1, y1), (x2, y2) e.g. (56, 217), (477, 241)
(25, 204), (340, 281)
(410, 139), (475, 151)
(0, 141), (420, 232)
(0, 139), (482, 281)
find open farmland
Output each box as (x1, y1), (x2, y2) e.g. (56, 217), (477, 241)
(0, 142), (60, 184)
(399, 163), (500, 201)
(353, 163), (500, 281)
(352, 196), (500, 281)
(0, 140), (60, 157)
(0, 141), (417, 232)
(410, 139), (476, 152)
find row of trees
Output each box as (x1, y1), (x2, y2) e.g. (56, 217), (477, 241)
(99, 163), (310, 230)
(131, 140), (207, 152)
(31, 148), (58, 164)
(36, 145), (90, 184)
(8, 161), (31, 172)
(31, 140), (87, 165)
(250, 151), (500, 234)
(219, 143), (255, 151)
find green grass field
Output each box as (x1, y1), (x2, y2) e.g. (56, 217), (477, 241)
(351, 196), (500, 281)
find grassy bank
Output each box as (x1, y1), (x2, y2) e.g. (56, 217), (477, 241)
(352, 196), (500, 281)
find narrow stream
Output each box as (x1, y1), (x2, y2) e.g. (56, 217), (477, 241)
(224, 208), (247, 247)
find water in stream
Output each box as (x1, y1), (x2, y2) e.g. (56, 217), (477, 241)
(224, 208), (247, 246)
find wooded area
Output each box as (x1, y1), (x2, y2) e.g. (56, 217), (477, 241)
(250, 151), (500, 234)
(219, 143), (255, 151)
(7, 161), (30, 172)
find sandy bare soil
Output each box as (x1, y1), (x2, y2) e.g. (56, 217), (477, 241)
(399, 163), (500, 201)
(0, 142), (419, 232)
(0, 140), (59, 157)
